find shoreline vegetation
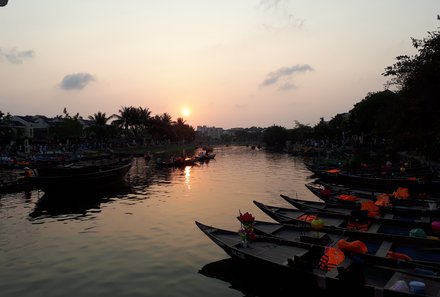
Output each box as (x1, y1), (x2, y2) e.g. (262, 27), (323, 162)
(110, 143), (199, 157)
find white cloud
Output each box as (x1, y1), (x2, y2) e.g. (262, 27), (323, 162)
(0, 48), (35, 64)
(60, 73), (96, 90)
(260, 64), (313, 90)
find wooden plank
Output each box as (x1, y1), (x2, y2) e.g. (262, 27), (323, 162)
(375, 241), (393, 257)
(368, 223), (381, 233)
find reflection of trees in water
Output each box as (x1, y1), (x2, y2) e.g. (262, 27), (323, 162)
(28, 182), (131, 221)
(28, 156), (199, 221)
(199, 258), (327, 297)
(127, 156), (177, 191)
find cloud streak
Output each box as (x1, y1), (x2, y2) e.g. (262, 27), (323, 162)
(0, 47), (35, 64)
(260, 64), (313, 90)
(60, 73), (96, 90)
(257, 0), (306, 31)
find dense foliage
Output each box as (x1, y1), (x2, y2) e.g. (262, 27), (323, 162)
(284, 25), (440, 160)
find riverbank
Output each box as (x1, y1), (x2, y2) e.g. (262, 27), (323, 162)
(109, 143), (199, 157)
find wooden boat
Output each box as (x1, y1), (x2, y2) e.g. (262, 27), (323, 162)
(196, 221), (440, 297)
(304, 160), (436, 178)
(196, 152), (216, 161)
(155, 157), (197, 167)
(336, 171), (440, 195)
(30, 157), (133, 194)
(306, 163), (440, 194)
(253, 200), (440, 239)
(0, 177), (33, 194)
(280, 194), (440, 223)
(199, 258), (327, 297)
(305, 182), (440, 209)
(252, 220), (440, 267)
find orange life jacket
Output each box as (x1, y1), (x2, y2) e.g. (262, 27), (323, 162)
(393, 187), (410, 199)
(346, 221), (369, 231)
(387, 251), (413, 261)
(361, 201), (381, 218)
(337, 239), (368, 254)
(297, 214), (317, 222)
(347, 210), (370, 231)
(375, 194), (392, 206)
(326, 169), (341, 174)
(338, 194), (358, 202)
(319, 247), (345, 271)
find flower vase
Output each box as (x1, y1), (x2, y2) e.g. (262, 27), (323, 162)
(241, 237), (248, 248)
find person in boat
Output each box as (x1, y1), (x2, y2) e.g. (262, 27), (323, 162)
(23, 167), (32, 178)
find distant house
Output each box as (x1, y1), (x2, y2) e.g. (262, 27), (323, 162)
(11, 115), (50, 139)
(10, 115), (94, 141)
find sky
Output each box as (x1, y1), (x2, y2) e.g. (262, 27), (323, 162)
(0, 1), (438, 129)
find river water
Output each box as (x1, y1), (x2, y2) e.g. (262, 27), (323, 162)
(0, 145), (322, 297)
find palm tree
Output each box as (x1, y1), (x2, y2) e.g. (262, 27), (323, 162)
(88, 112), (109, 126)
(111, 106), (135, 132)
(173, 117), (195, 144)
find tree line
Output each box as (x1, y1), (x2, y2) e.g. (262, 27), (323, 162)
(0, 106), (196, 148)
(262, 24), (440, 161)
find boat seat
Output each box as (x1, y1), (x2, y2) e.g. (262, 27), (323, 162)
(375, 241), (393, 257)
(286, 250), (310, 267)
(420, 216), (431, 224)
(368, 223), (381, 233)
(383, 213), (394, 219)
(326, 258), (353, 278)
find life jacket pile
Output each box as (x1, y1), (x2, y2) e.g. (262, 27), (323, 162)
(360, 201), (381, 218)
(375, 193), (392, 206)
(319, 247), (345, 271)
(337, 239), (368, 254)
(393, 187), (410, 199)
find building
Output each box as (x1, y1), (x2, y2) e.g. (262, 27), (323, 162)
(196, 125), (224, 140)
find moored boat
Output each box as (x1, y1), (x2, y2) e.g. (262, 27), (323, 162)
(305, 182), (440, 209)
(196, 221), (440, 297)
(252, 220), (440, 267)
(0, 177), (33, 194)
(280, 194), (440, 222)
(253, 200), (440, 239)
(30, 157), (133, 195)
(155, 156), (197, 167)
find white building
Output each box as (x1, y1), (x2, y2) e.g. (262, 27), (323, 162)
(196, 125), (224, 139)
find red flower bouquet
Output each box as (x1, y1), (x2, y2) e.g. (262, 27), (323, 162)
(237, 211), (256, 247)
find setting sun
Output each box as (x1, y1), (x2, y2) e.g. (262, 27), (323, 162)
(181, 107), (191, 117)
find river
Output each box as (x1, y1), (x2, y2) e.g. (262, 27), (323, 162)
(0, 145), (324, 297)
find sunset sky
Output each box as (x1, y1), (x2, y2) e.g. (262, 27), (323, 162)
(0, 1), (438, 129)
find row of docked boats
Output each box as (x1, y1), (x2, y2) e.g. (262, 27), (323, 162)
(1, 148), (217, 195)
(0, 157), (133, 196)
(304, 160), (440, 194)
(196, 159), (440, 296)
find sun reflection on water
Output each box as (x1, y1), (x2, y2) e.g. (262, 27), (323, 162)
(184, 166), (191, 190)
